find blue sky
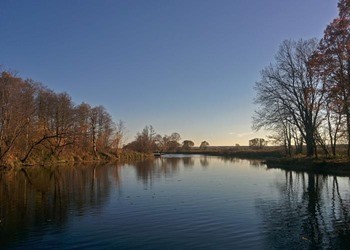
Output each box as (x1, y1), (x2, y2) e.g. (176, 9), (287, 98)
(0, 0), (337, 145)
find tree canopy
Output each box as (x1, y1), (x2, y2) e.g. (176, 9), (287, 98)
(200, 141), (209, 148)
(182, 140), (195, 150)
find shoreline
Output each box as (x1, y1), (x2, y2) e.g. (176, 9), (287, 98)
(165, 149), (350, 176)
(164, 149), (283, 159)
(263, 157), (350, 176)
(3, 148), (350, 176)
(0, 151), (154, 171)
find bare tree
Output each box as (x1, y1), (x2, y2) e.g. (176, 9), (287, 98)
(254, 39), (326, 157)
(73, 102), (91, 153)
(125, 125), (158, 153)
(154, 132), (181, 152)
(112, 120), (127, 150)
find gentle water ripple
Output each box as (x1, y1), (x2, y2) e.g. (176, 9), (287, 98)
(1, 156), (350, 249)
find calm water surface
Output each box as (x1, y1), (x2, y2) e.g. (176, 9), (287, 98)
(1, 155), (350, 249)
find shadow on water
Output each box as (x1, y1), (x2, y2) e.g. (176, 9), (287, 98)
(256, 171), (350, 249)
(0, 164), (121, 248)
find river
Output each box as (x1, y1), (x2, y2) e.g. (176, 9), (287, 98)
(1, 155), (350, 249)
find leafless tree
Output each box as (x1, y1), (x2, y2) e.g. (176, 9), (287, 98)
(112, 120), (127, 150)
(254, 39), (326, 157)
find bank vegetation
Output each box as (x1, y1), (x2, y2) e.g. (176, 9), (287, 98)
(0, 71), (137, 168)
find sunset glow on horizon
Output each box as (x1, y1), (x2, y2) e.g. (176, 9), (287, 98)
(0, 0), (337, 145)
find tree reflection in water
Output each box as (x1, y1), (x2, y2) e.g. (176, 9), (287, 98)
(0, 164), (118, 247)
(218, 156), (264, 167)
(132, 156), (264, 186)
(200, 156), (209, 168)
(256, 171), (350, 249)
(132, 155), (217, 185)
(2, 157), (350, 249)
(133, 157), (182, 186)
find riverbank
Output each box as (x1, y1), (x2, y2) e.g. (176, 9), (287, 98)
(167, 146), (350, 176)
(0, 150), (154, 171)
(264, 157), (350, 176)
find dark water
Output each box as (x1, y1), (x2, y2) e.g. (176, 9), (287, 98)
(1, 155), (350, 249)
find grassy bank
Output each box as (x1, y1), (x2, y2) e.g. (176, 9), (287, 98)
(264, 157), (350, 176)
(0, 150), (154, 170)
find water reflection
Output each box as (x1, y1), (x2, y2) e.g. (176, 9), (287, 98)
(132, 155), (223, 184)
(218, 156), (264, 167)
(0, 164), (117, 247)
(133, 157), (182, 185)
(182, 157), (195, 168)
(1, 156), (350, 249)
(257, 171), (350, 249)
(200, 156), (209, 168)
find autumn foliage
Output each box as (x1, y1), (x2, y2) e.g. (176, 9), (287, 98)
(254, 0), (350, 157)
(0, 71), (122, 166)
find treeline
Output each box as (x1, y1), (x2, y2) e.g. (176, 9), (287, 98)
(124, 125), (200, 153)
(254, 0), (350, 157)
(0, 70), (204, 167)
(0, 71), (127, 166)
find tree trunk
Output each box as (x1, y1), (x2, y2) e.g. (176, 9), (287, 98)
(346, 109), (350, 157)
(305, 129), (315, 157)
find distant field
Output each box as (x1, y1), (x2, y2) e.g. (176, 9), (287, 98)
(169, 146), (284, 158)
(171, 144), (350, 159)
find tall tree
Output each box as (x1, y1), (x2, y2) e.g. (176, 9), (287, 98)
(254, 39), (326, 156)
(0, 72), (36, 163)
(73, 102), (91, 153)
(21, 89), (75, 162)
(312, 0), (350, 155)
(111, 120), (127, 151)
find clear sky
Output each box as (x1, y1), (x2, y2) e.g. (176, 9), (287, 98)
(0, 0), (338, 146)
